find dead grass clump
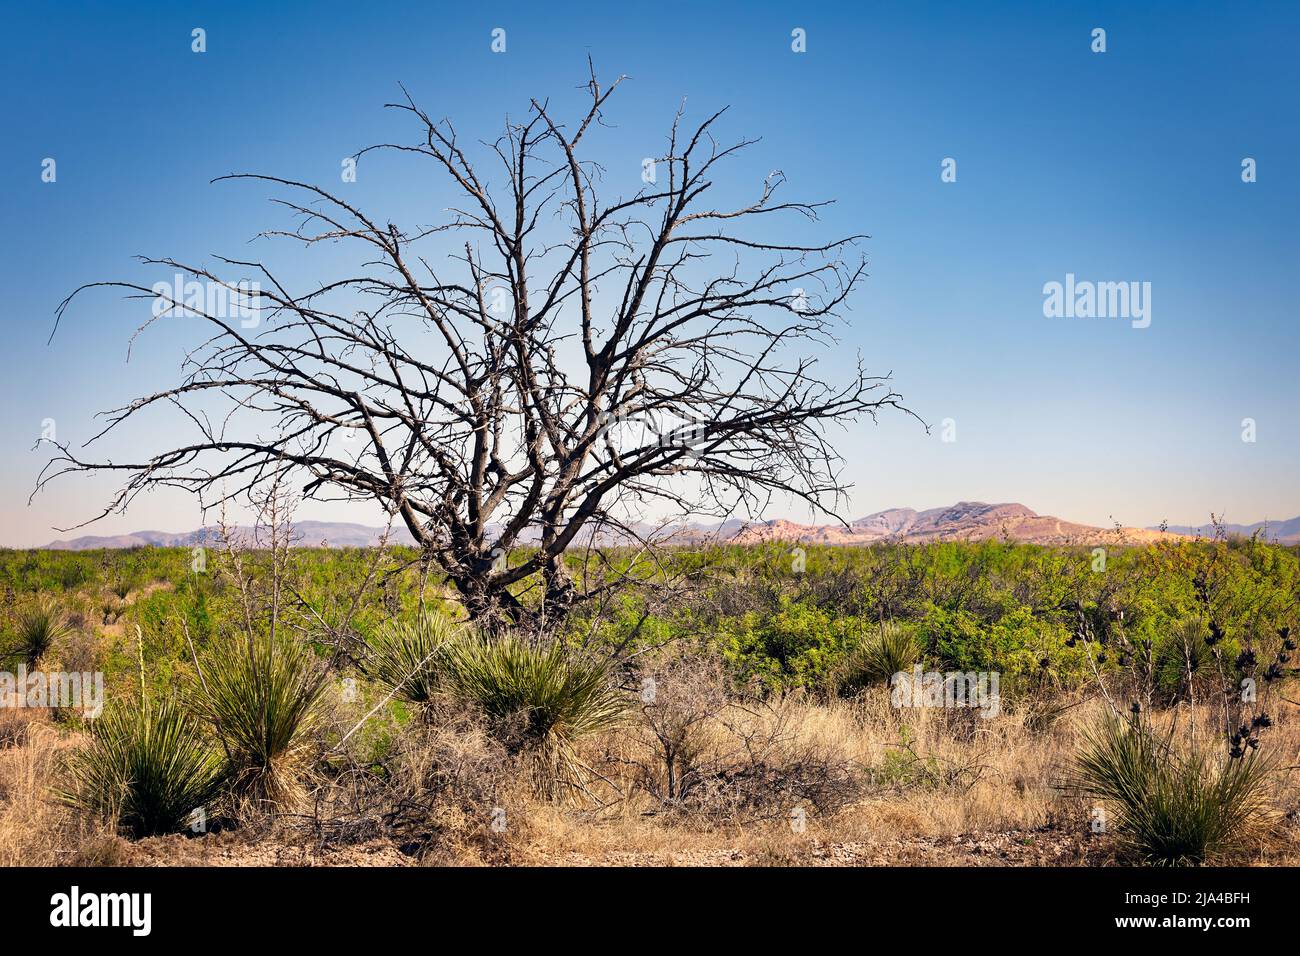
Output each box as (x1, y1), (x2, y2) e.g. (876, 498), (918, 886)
(385, 710), (519, 863)
(614, 658), (864, 823)
(0, 695), (49, 748)
(0, 726), (122, 866)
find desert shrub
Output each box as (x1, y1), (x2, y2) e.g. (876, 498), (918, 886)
(195, 632), (329, 809)
(1151, 617), (1216, 703)
(44, 625), (103, 678)
(61, 697), (225, 838)
(442, 635), (627, 798)
(363, 611), (458, 709)
(57, 559), (91, 592)
(109, 575), (136, 601)
(922, 605), (1085, 684)
(716, 598), (859, 691)
(686, 701), (863, 820)
(619, 666), (863, 820)
(382, 710), (513, 859)
(631, 653), (732, 805)
(7, 598), (72, 668)
(833, 620), (921, 697)
(1069, 712), (1273, 865)
(100, 598), (122, 626)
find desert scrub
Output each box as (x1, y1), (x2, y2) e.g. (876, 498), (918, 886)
(716, 598), (858, 691)
(195, 631), (329, 809)
(442, 635), (628, 799)
(1068, 711), (1274, 865)
(363, 610), (459, 710)
(833, 620), (921, 697)
(7, 597), (72, 668)
(61, 696), (226, 838)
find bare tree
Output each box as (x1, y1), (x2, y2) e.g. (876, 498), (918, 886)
(40, 65), (908, 631)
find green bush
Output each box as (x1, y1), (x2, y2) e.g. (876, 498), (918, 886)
(443, 635), (627, 797)
(195, 632), (329, 808)
(1069, 712), (1272, 865)
(716, 598), (857, 690)
(62, 697), (225, 838)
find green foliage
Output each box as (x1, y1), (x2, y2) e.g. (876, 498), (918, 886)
(364, 610), (459, 708)
(1070, 712), (1273, 865)
(715, 598), (857, 690)
(61, 696), (225, 838)
(2, 536), (1296, 749)
(834, 620), (921, 697)
(8, 597), (72, 668)
(442, 635), (627, 797)
(194, 632), (329, 807)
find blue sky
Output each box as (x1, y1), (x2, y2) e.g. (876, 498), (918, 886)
(2, 0), (1297, 546)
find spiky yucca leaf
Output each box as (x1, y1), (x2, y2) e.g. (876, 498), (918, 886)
(442, 636), (628, 798)
(1070, 712), (1273, 865)
(363, 611), (458, 708)
(834, 620), (921, 697)
(9, 598), (72, 669)
(195, 632), (329, 809)
(61, 697), (225, 838)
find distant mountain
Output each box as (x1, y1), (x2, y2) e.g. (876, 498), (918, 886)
(729, 501), (1174, 547)
(35, 503), (1195, 551)
(1150, 516), (1300, 545)
(43, 521), (418, 551)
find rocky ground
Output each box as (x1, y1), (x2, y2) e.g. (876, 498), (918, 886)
(115, 823), (1110, 867)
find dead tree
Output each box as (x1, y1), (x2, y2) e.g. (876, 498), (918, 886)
(40, 65), (908, 631)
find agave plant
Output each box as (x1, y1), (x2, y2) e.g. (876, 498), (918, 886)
(8, 598), (72, 669)
(834, 620), (922, 698)
(61, 696), (226, 838)
(109, 576), (135, 601)
(1069, 712), (1273, 865)
(442, 635), (628, 798)
(195, 632), (329, 809)
(363, 611), (458, 710)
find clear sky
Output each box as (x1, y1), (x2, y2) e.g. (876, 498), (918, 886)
(2, 0), (1297, 546)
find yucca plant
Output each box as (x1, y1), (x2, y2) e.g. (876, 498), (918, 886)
(834, 620), (922, 697)
(363, 611), (458, 710)
(8, 598), (72, 669)
(442, 635), (628, 798)
(109, 576), (135, 601)
(61, 696), (226, 838)
(1152, 618), (1214, 704)
(195, 632), (329, 809)
(1069, 712), (1273, 865)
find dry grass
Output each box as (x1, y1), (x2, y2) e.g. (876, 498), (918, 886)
(3, 678), (1298, 867)
(0, 724), (128, 866)
(472, 691), (1300, 867)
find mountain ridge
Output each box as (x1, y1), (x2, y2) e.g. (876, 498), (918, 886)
(1150, 516), (1300, 543)
(28, 501), (1279, 550)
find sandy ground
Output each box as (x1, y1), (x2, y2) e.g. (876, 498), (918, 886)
(114, 821), (1108, 867)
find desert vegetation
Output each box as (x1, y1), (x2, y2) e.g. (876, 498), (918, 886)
(12, 69), (1297, 869)
(1, 528), (1297, 867)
